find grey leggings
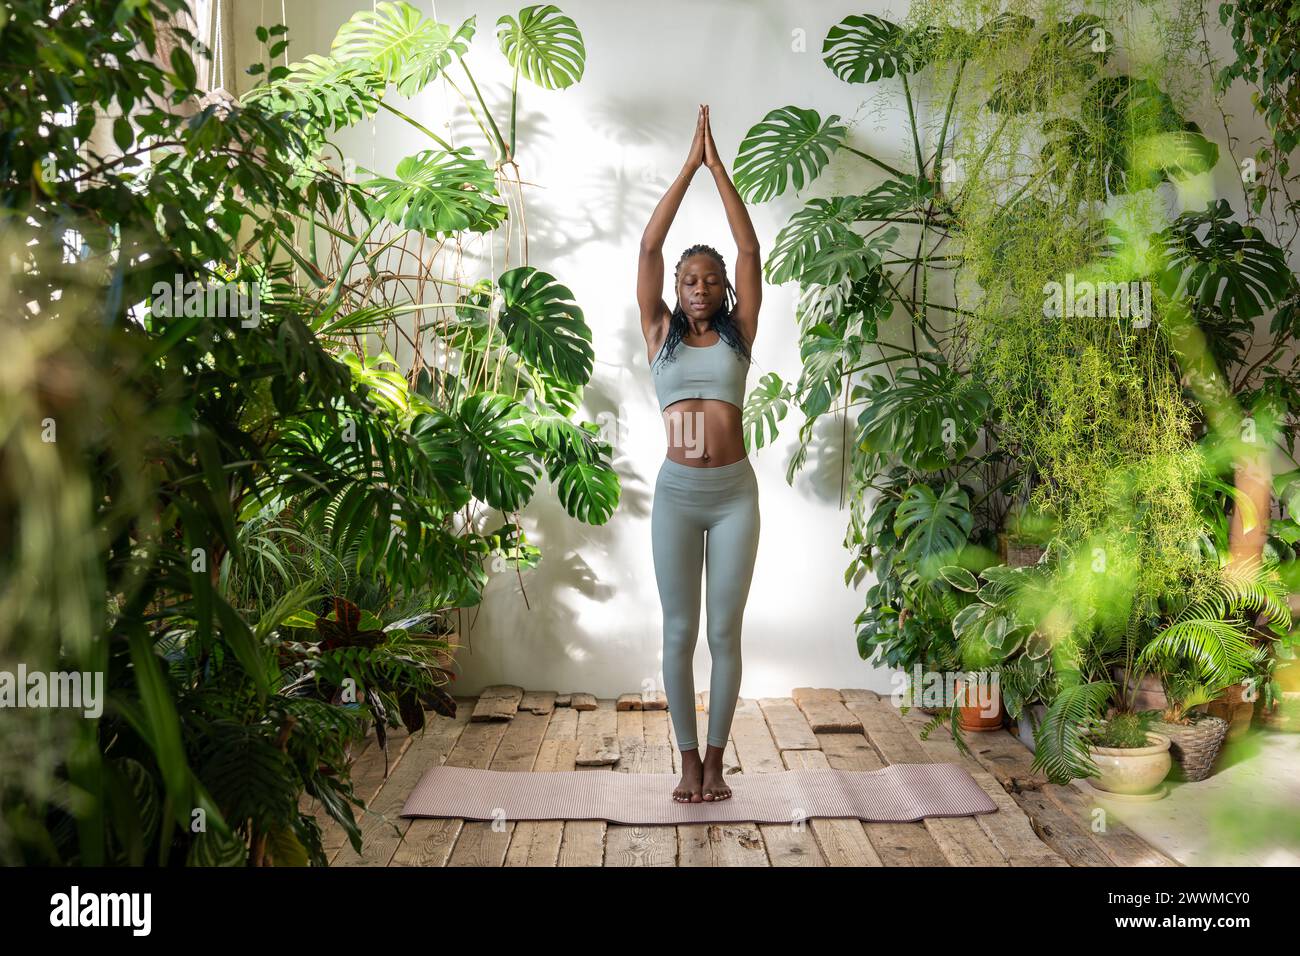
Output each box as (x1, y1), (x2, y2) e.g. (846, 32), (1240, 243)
(651, 454), (760, 751)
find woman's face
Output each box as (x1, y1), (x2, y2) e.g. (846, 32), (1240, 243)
(677, 253), (724, 322)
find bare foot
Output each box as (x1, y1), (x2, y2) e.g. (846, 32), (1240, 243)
(673, 749), (704, 803)
(702, 746), (731, 801)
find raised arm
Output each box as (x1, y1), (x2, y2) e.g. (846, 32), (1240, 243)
(702, 105), (760, 346)
(639, 107), (706, 345)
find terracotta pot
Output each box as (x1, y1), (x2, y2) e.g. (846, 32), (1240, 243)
(955, 678), (1004, 732)
(1087, 731), (1172, 797)
(1205, 682), (1255, 741)
(1114, 667), (1168, 711)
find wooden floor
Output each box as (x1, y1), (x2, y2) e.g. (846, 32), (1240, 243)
(310, 687), (1179, 866)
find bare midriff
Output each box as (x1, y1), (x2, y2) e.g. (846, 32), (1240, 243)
(660, 397), (746, 467)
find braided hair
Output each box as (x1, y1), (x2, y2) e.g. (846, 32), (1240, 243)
(654, 243), (753, 369)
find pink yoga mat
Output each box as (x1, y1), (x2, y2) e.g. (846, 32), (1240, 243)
(400, 763), (999, 824)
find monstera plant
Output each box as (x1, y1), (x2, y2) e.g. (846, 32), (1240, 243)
(243, 2), (618, 611)
(726, 5), (1297, 771)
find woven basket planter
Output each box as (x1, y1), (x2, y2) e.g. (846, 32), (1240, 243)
(1151, 714), (1229, 782)
(997, 533), (1045, 568)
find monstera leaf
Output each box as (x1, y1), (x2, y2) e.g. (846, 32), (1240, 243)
(548, 457), (620, 524)
(801, 226), (898, 286)
(735, 106), (847, 203)
(796, 317), (876, 420)
(855, 174), (934, 220)
(855, 365), (991, 471)
(243, 54), (384, 131)
(455, 391), (540, 512)
(525, 412), (619, 524)
(822, 14), (935, 83)
(743, 371), (794, 452)
(893, 482), (974, 566)
(989, 14), (1112, 112)
(395, 16), (476, 96)
(363, 149), (507, 237)
(496, 4), (586, 89)
(1040, 76), (1217, 199)
(408, 411), (475, 511)
(332, 1), (437, 81)
(497, 266), (593, 386)
(1158, 199), (1295, 320)
(766, 196), (864, 284)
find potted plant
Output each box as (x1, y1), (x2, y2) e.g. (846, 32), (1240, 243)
(1085, 712), (1172, 799)
(954, 673), (1005, 731)
(1132, 564), (1290, 779)
(1146, 673), (1231, 782)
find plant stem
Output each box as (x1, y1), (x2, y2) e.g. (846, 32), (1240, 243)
(378, 101), (455, 151)
(841, 145), (908, 180)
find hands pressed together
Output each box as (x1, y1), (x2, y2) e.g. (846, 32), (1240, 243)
(685, 103), (723, 174)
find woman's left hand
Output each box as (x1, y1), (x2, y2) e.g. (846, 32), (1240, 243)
(702, 104), (723, 171)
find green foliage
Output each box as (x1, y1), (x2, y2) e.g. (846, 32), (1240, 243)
(496, 4), (586, 90)
(1216, 0), (1300, 208)
(734, 107), (848, 203)
(1091, 711), (1154, 748)
(0, 0), (608, 868)
(736, 0), (1299, 784)
(363, 148), (508, 237)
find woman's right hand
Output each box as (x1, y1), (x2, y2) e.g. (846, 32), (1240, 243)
(682, 105), (705, 174)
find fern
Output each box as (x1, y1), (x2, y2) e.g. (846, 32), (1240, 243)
(1029, 680), (1113, 784)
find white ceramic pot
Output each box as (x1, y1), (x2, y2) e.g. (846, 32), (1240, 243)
(1087, 731), (1172, 796)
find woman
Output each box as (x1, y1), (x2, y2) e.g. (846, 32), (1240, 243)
(638, 105), (761, 803)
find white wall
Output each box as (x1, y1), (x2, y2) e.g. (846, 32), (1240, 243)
(232, 1), (1283, 699)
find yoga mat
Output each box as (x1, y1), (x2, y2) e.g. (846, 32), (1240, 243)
(400, 763), (998, 824)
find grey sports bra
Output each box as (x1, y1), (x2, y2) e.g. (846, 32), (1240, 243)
(650, 335), (751, 412)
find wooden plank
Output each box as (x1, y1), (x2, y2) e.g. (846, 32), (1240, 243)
(555, 693), (572, 707)
(558, 698), (616, 866)
(319, 727), (413, 859)
(783, 748), (882, 866)
(1044, 782), (1181, 867)
(569, 692), (597, 711)
(894, 707), (1068, 867)
(903, 706), (1176, 867)
(447, 709), (552, 866)
(332, 709), (471, 866)
(818, 732), (948, 866)
(605, 709), (677, 866)
(956, 722), (1051, 791)
(471, 684), (523, 721)
(730, 698), (825, 866)
(574, 697), (619, 765)
(792, 687), (863, 733)
(519, 691), (556, 715)
(845, 696), (1008, 866)
(504, 707), (579, 866)
(390, 705), (510, 867)
(1012, 789), (1113, 866)
(642, 690), (668, 711)
(758, 697), (820, 750)
(616, 693), (643, 711)
(307, 735), (373, 855)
